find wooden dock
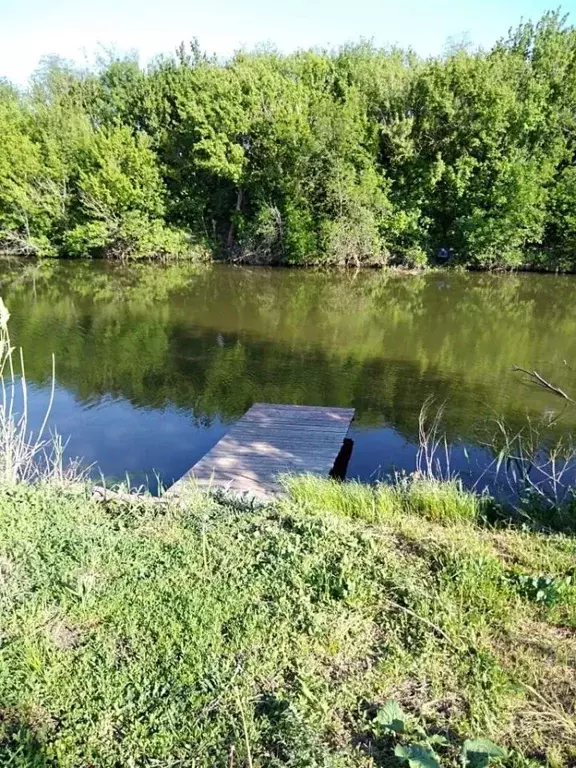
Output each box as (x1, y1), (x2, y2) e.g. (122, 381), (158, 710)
(168, 403), (355, 501)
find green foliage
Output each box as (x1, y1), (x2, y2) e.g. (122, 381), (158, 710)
(375, 700), (505, 768)
(462, 739), (507, 768)
(0, 63), (196, 260)
(63, 125), (192, 259)
(2, 12), (576, 264)
(0, 87), (61, 256)
(398, 477), (484, 523)
(395, 744), (441, 768)
(511, 572), (572, 606)
(376, 699), (408, 734)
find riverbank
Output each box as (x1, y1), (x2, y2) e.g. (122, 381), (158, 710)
(6, 250), (576, 276)
(1, 475), (575, 766)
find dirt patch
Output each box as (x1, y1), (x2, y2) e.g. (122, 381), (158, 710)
(497, 620), (576, 757)
(0, 555), (14, 584)
(46, 618), (83, 650)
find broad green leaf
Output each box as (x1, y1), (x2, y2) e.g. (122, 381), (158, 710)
(376, 699), (407, 734)
(395, 744), (441, 768)
(462, 738), (507, 767)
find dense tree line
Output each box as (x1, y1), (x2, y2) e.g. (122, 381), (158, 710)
(1, 11), (576, 268)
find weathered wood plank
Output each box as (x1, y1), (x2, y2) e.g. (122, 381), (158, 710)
(234, 414), (342, 423)
(167, 403), (355, 501)
(240, 412), (354, 423)
(251, 403), (354, 416)
(240, 415), (352, 427)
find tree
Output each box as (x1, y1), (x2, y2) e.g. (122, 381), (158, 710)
(65, 125), (189, 259)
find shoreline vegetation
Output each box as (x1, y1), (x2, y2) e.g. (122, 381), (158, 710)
(0, 302), (575, 766)
(1, 11), (576, 270)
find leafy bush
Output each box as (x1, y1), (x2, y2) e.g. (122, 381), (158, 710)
(3, 12), (576, 265)
(511, 572), (572, 606)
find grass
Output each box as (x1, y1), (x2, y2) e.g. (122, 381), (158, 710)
(0, 476), (575, 767)
(284, 474), (486, 524)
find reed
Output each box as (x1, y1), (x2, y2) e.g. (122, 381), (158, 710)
(0, 297), (82, 484)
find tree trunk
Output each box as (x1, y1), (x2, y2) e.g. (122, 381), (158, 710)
(227, 188), (243, 251)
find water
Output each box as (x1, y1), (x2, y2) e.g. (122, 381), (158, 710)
(2, 259), (576, 493)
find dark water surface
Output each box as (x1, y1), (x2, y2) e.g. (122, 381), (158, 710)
(2, 259), (576, 492)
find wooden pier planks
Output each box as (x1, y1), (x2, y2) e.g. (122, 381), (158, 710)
(168, 403), (355, 500)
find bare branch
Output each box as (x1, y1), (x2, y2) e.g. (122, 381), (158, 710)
(512, 365), (574, 403)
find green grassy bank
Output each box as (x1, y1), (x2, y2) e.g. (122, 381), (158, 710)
(1, 476), (575, 767)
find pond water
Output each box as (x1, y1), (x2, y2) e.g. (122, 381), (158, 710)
(2, 259), (576, 494)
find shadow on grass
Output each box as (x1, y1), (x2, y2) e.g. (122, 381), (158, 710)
(0, 710), (53, 767)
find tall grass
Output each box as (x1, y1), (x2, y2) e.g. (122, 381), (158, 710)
(416, 395), (452, 480)
(0, 297), (81, 484)
(413, 397), (576, 530)
(282, 473), (483, 524)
